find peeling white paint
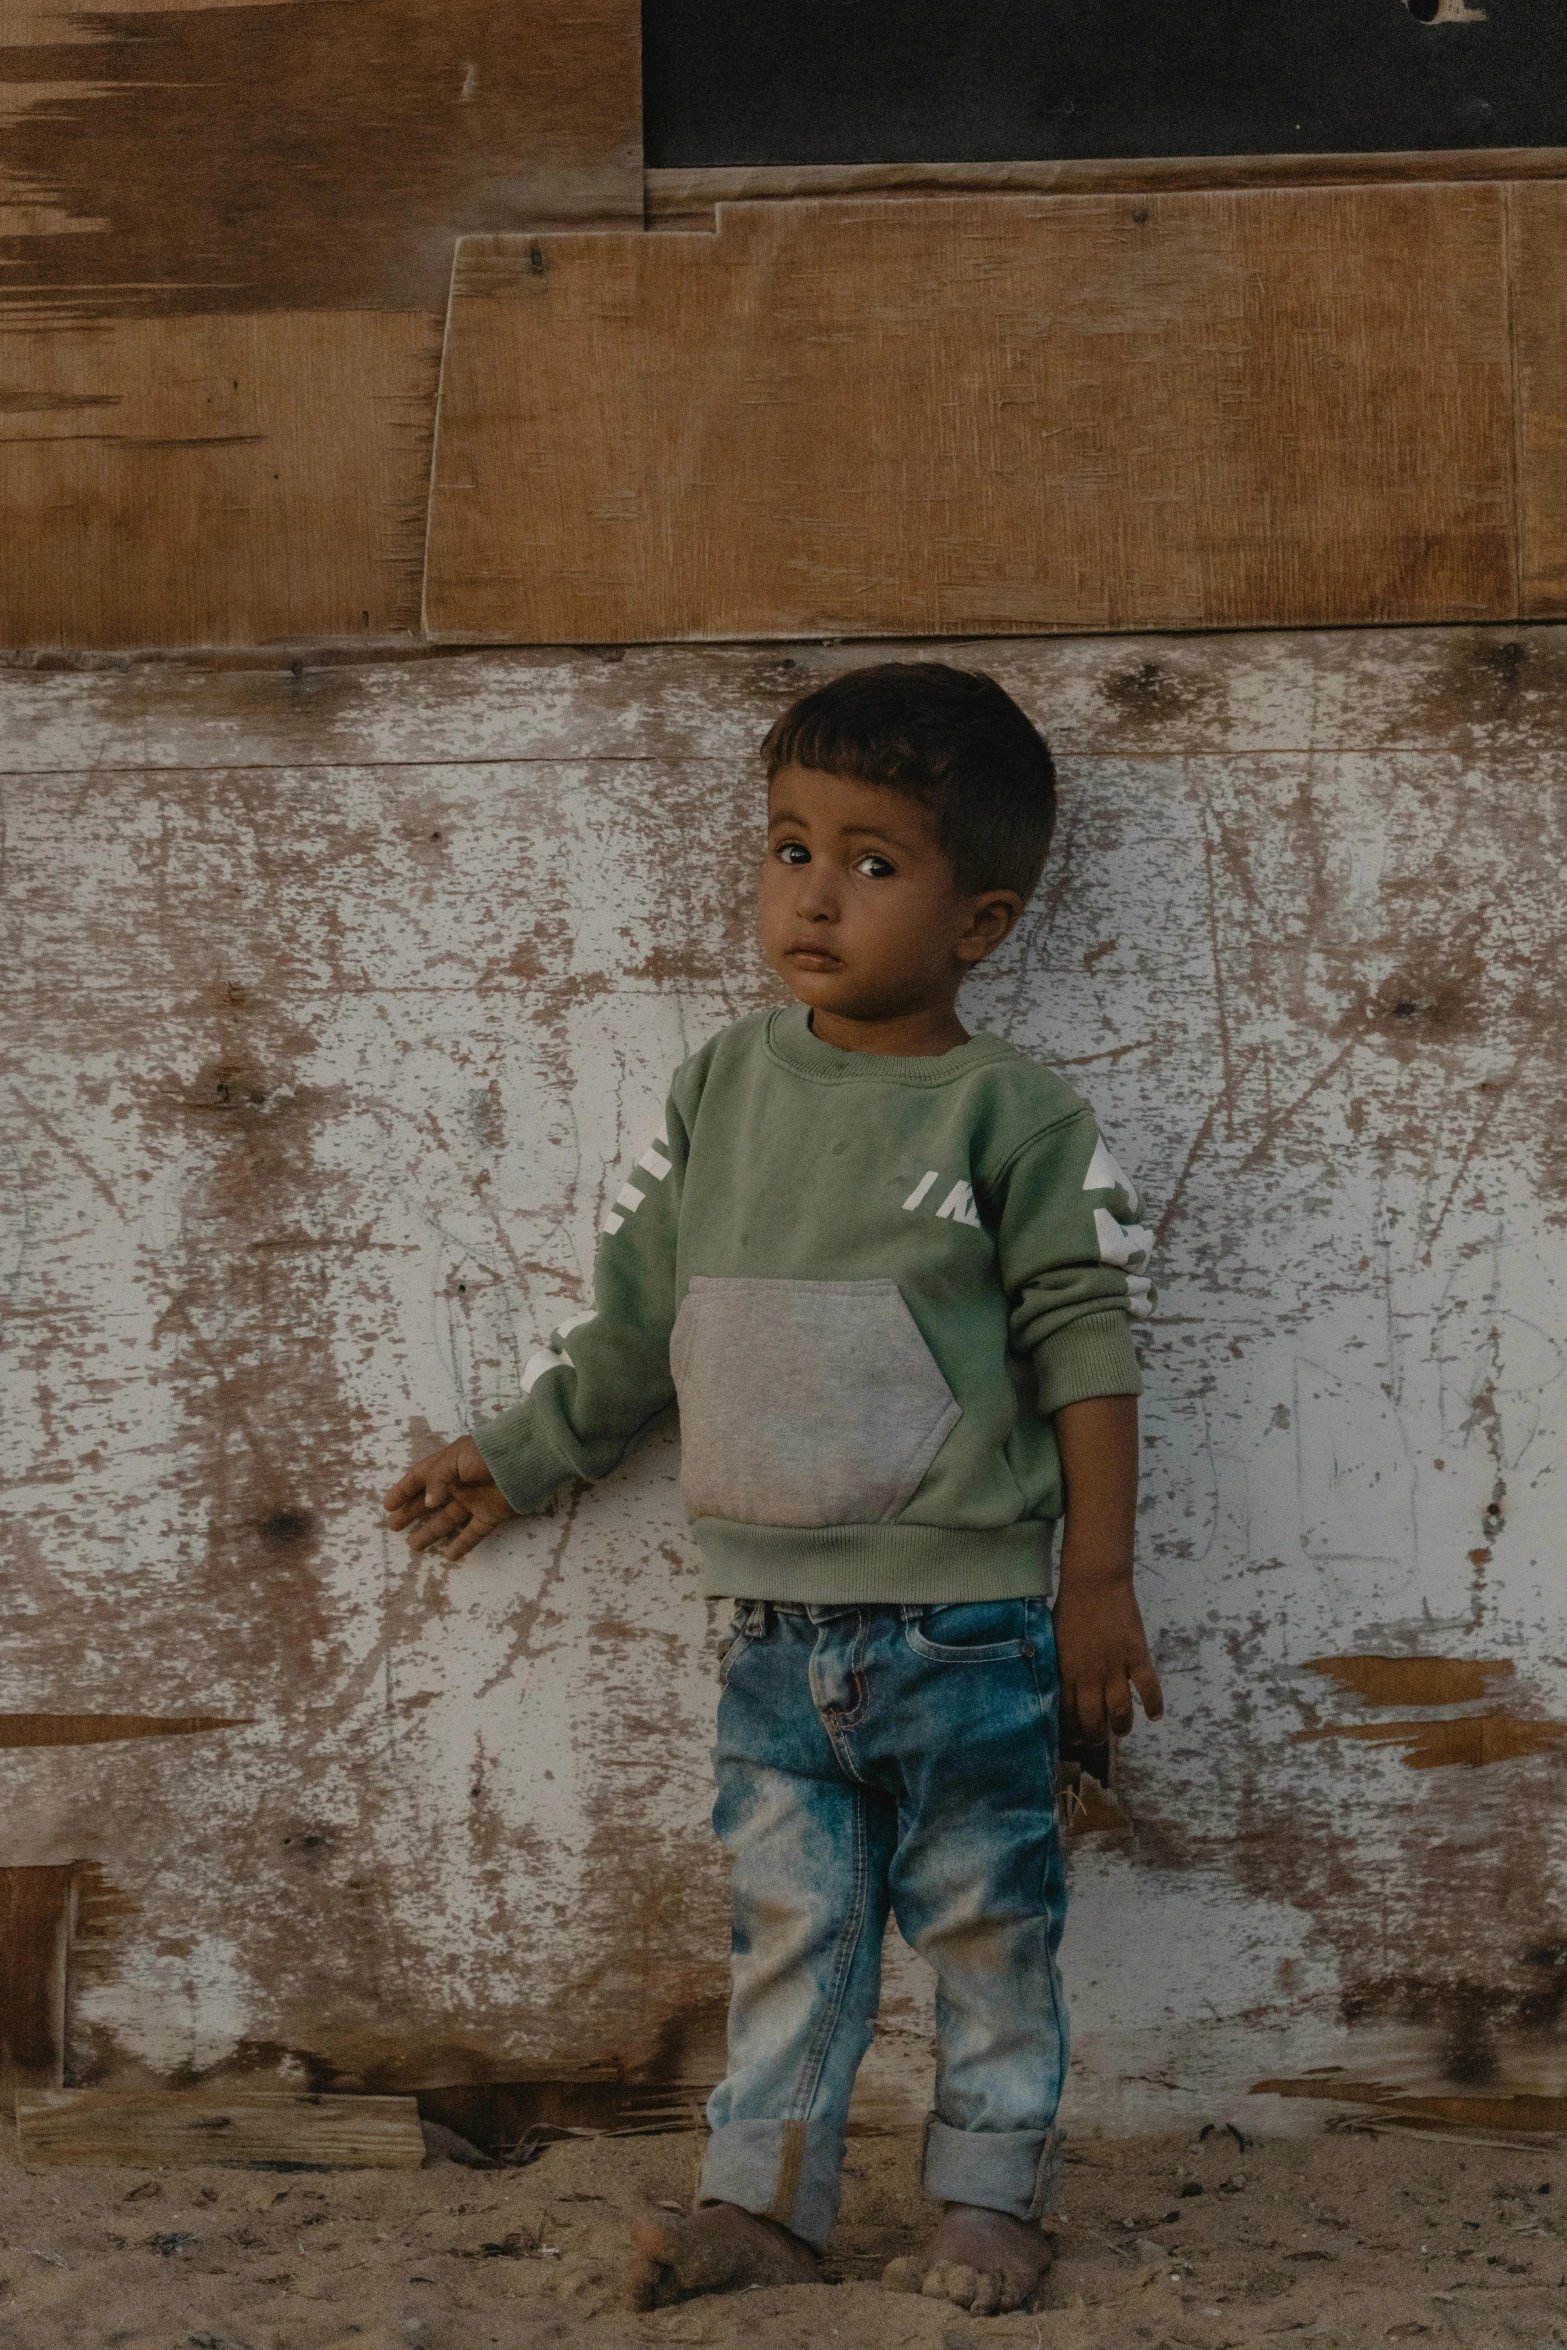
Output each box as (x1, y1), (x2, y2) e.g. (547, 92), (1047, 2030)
(4, 626), (1566, 2130)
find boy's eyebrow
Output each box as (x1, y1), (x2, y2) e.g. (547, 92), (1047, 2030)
(767, 810), (923, 851)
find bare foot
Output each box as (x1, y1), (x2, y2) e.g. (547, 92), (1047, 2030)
(627, 2202), (822, 2309)
(883, 2202), (1056, 2314)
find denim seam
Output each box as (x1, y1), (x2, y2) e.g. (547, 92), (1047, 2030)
(786, 1783), (871, 2123)
(1024, 1601), (1070, 2103)
(1024, 1602), (1060, 1807)
(812, 1611), (873, 1739)
(904, 1625), (1030, 1663)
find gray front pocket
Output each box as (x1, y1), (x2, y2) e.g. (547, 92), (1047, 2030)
(670, 1276), (961, 1527)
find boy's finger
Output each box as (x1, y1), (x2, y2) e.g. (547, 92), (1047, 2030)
(1072, 1679), (1107, 1742)
(1104, 1672), (1134, 1737)
(381, 1446), (453, 1509)
(442, 1520), (492, 1562)
(1131, 1660), (1165, 1720)
(381, 1468), (430, 1511)
(406, 1501), (466, 1552)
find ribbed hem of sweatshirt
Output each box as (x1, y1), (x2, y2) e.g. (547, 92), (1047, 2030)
(694, 1517), (1054, 1603)
(472, 1406), (575, 1516)
(1033, 1309), (1143, 1419)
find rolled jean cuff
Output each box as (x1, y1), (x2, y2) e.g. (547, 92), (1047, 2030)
(699, 2118), (844, 2253)
(922, 2115), (1065, 2222)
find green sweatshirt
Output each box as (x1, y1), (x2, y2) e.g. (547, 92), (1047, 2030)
(475, 1006), (1155, 1604)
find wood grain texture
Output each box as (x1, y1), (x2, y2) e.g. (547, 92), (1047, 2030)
(647, 152), (1567, 230)
(15, 2088), (426, 2166)
(423, 188), (1516, 643)
(0, 1868), (72, 2089)
(0, 0), (642, 322)
(0, 310), (442, 649)
(1511, 182), (1567, 620)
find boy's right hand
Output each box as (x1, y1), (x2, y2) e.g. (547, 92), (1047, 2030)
(381, 1437), (517, 1562)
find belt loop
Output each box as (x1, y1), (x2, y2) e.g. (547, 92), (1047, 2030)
(746, 1600), (770, 1638)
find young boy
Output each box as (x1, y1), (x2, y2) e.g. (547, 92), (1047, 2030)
(382, 663), (1163, 2317)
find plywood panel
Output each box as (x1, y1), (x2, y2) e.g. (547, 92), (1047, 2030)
(0, 0), (642, 322)
(5, 627), (1567, 2127)
(423, 187), (1516, 643)
(0, 310), (442, 648)
(1511, 182), (1567, 619)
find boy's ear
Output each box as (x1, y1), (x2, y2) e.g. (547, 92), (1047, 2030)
(956, 889), (1025, 966)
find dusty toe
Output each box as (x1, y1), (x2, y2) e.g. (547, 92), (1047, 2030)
(882, 2256), (926, 2294)
(969, 2269), (1002, 2315)
(923, 2261), (979, 2308)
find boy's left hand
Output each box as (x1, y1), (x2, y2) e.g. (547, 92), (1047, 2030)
(1052, 1570), (1163, 1743)
(381, 1436), (517, 1561)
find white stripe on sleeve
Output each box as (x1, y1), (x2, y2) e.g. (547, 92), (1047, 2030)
(1094, 1207), (1155, 1268)
(1082, 1136), (1139, 1209)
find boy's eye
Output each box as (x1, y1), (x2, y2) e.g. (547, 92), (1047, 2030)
(775, 841), (810, 865)
(855, 853), (896, 879)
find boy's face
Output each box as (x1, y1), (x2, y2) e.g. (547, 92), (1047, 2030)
(759, 763), (1020, 1027)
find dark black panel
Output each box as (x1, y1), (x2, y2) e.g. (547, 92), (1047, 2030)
(643, 0), (1567, 167)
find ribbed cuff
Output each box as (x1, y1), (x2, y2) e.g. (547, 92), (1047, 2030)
(1033, 1309), (1144, 1420)
(923, 2115), (1065, 2221)
(471, 1403), (574, 1516)
(694, 1518), (1054, 1604)
(699, 2118), (844, 2252)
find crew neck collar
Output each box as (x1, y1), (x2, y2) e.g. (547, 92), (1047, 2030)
(765, 1004), (1013, 1086)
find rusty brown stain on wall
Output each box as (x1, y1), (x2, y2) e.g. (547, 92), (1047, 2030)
(0, 1865), (72, 2087)
(1302, 1655), (1515, 1707)
(1293, 1717), (1567, 1769)
(0, 1714), (253, 1747)
(0, 0), (641, 321)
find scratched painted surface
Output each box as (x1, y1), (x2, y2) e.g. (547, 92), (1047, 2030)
(2, 626), (1565, 2130)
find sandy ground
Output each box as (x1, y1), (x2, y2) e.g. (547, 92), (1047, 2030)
(2, 2116), (1564, 2350)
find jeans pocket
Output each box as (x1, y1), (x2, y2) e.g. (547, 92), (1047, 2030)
(904, 1600), (1034, 1663)
(716, 1602), (759, 1685)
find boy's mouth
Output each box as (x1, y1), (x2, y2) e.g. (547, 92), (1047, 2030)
(785, 946), (844, 972)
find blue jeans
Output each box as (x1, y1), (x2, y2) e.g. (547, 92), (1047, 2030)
(700, 1598), (1068, 2252)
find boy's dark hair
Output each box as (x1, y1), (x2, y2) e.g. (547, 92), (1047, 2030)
(761, 662), (1056, 902)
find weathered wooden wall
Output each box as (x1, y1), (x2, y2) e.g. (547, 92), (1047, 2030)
(5, 627), (1566, 2135)
(425, 186), (1520, 642)
(5, 0), (1567, 651)
(0, 0), (642, 650)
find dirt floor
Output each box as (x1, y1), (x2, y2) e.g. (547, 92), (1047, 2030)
(3, 2115), (1564, 2350)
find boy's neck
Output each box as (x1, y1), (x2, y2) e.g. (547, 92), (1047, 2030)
(806, 1003), (971, 1058)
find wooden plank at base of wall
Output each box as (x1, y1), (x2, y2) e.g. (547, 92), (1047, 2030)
(422, 187), (1516, 644)
(15, 2088), (427, 2168)
(0, 312), (443, 650)
(1511, 183), (1567, 620)
(0, 1868), (72, 2091)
